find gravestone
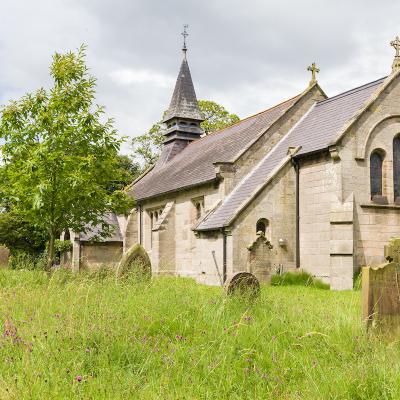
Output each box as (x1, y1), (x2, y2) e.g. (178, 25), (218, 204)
(362, 238), (400, 331)
(247, 232), (273, 282)
(116, 243), (151, 280)
(225, 272), (260, 299)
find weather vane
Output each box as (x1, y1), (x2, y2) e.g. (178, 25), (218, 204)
(182, 24), (189, 52)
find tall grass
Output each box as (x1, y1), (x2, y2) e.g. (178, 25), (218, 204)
(271, 270), (330, 289)
(0, 269), (399, 399)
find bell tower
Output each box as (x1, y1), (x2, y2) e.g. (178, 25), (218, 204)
(159, 25), (204, 164)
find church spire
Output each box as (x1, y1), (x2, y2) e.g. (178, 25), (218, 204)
(163, 25), (203, 123)
(159, 26), (204, 164)
(391, 36), (400, 73)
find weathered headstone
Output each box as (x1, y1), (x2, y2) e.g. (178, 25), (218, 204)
(225, 272), (260, 299)
(116, 243), (151, 280)
(362, 238), (400, 331)
(247, 232), (273, 282)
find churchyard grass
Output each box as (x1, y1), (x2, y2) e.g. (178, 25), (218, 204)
(0, 269), (399, 399)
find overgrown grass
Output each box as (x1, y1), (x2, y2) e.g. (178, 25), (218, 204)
(0, 269), (399, 399)
(271, 270), (330, 290)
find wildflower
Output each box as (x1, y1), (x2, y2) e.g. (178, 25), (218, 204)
(244, 315), (252, 322)
(175, 335), (184, 341)
(76, 375), (82, 383)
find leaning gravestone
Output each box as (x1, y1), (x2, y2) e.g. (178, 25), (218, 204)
(362, 238), (400, 331)
(225, 272), (260, 299)
(116, 243), (151, 280)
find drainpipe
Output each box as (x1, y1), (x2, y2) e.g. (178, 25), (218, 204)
(222, 230), (227, 283)
(139, 204), (143, 245)
(292, 158), (300, 268)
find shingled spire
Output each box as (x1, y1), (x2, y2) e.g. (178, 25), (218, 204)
(159, 26), (204, 164)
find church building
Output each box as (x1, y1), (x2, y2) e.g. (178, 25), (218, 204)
(70, 35), (400, 290)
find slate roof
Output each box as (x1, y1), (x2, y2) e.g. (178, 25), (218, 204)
(80, 213), (123, 242)
(163, 57), (203, 122)
(131, 94), (301, 201)
(197, 77), (386, 231)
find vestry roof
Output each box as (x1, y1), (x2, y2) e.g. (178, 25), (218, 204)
(163, 57), (203, 122)
(80, 213), (123, 242)
(197, 77), (386, 230)
(131, 94), (301, 201)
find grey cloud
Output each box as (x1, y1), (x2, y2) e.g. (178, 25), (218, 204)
(0, 0), (399, 153)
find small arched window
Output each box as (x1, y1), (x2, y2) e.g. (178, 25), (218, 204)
(256, 218), (269, 236)
(64, 230), (70, 241)
(394, 136), (400, 202)
(370, 150), (384, 199)
(196, 203), (202, 219)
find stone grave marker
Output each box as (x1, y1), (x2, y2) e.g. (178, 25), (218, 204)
(225, 271), (260, 299)
(362, 238), (400, 331)
(247, 232), (273, 282)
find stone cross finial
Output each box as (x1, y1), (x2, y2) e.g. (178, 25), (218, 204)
(307, 62), (320, 86)
(390, 36), (400, 72)
(181, 24), (189, 55)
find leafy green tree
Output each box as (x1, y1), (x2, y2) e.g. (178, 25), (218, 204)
(0, 45), (134, 270)
(131, 100), (239, 168)
(0, 211), (47, 254)
(198, 100), (240, 134)
(106, 155), (141, 193)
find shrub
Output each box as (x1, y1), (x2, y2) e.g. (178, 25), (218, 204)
(271, 270), (330, 289)
(8, 250), (47, 271)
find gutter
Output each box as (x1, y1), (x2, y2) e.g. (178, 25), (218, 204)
(139, 204), (143, 245)
(292, 157), (300, 268)
(222, 230), (227, 283)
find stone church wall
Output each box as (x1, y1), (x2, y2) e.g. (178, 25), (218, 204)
(139, 182), (222, 282)
(299, 153), (336, 283)
(80, 242), (123, 267)
(340, 76), (400, 270)
(124, 209), (138, 252)
(231, 162), (297, 280)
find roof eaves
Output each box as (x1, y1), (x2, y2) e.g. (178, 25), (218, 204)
(196, 147), (301, 232)
(328, 73), (397, 147)
(126, 163), (156, 194)
(224, 146), (302, 227)
(228, 83), (325, 163)
(135, 177), (218, 203)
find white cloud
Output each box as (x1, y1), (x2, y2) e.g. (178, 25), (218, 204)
(109, 68), (174, 88)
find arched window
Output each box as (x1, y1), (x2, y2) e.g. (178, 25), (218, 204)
(256, 218), (269, 236)
(64, 230), (70, 241)
(394, 136), (400, 202)
(196, 203), (202, 219)
(370, 150), (384, 199)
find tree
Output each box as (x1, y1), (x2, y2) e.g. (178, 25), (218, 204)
(198, 100), (240, 134)
(0, 45), (134, 270)
(106, 155), (141, 193)
(0, 211), (47, 254)
(131, 100), (239, 168)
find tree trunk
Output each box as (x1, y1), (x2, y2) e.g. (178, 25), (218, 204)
(47, 231), (56, 272)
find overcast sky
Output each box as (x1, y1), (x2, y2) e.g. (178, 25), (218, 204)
(1, 0), (399, 153)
